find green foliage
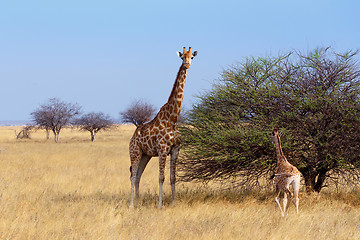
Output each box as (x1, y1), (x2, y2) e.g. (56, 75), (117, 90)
(179, 48), (360, 192)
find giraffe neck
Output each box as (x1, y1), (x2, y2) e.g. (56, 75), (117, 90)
(274, 134), (288, 164)
(157, 63), (187, 124)
(168, 63), (187, 104)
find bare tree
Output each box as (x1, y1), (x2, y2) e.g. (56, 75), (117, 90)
(15, 126), (33, 139)
(31, 98), (81, 142)
(74, 112), (114, 141)
(120, 99), (156, 126)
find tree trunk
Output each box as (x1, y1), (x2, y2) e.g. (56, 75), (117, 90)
(313, 169), (327, 193)
(303, 173), (316, 193)
(301, 168), (328, 193)
(53, 130), (60, 143)
(46, 129), (50, 140)
(91, 131), (95, 142)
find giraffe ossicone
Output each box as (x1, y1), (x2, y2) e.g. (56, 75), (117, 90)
(129, 47), (197, 208)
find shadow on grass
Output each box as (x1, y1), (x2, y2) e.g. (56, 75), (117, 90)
(51, 190), (168, 209)
(175, 187), (274, 206)
(50, 187), (274, 209)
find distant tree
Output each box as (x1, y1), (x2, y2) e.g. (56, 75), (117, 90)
(74, 112), (114, 141)
(120, 99), (156, 126)
(179, 48), (360, 193)
(31, 98), (81, 142)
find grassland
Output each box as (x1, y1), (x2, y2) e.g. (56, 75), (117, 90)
(0, 125), (359, 239)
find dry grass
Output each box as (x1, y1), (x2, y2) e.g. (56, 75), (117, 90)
(0, 125), (359, 239)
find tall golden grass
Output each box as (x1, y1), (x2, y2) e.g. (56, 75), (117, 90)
(0, 125), (359, 239)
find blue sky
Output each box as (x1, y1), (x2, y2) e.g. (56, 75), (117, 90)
(0, 0), (359, 121)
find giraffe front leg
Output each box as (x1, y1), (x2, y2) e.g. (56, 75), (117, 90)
(170, 146), (179, 205)
(158, 153), (167, 208)
(135, 154), (152, 201)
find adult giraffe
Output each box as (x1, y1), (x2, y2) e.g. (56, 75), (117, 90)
(271, 129), (301, 216)
(129, 47), (197, 208)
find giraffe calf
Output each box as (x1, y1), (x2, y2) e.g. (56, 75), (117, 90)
(271, 130), (301, 217)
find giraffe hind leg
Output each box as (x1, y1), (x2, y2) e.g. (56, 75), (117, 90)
(130, 163), (138, 208)
(135, 154), (152, 200)
(129, 144), (142, 208)
(293, 194), (299, 214)
(282, 184), (294, 216)
(292, 177), (300, 214)
(283, 192), (291, 216)
(274, 185), (285, 217)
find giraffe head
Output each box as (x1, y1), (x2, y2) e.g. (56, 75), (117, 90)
(177, 47), (198, 69)
(271, 129), (282, 144)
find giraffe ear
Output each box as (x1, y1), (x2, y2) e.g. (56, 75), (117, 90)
(193, 51), (198, 57)
(279, 131), (283, 137)
(177, 52), (183, 58)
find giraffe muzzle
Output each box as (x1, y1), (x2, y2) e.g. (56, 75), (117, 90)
(183, 63), (191, 69)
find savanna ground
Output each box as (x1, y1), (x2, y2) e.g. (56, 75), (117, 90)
(0, 125), (359, 240)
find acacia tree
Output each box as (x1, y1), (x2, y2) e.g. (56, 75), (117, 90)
(31, 98), (81, 142)
(120, 99), (156, 126)
(179, 48), (360, 192)
(74, 112), (114, 141)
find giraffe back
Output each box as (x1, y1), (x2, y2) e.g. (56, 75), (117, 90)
(129, 116), (180, 157)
